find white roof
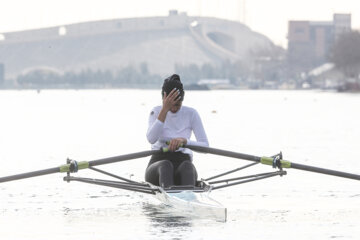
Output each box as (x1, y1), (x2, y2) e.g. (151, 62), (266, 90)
(198, 79), (230, 85)
(308, 63), (335, 76)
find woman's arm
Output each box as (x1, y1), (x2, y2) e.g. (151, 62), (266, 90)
(146, 89), (180, 144)
(188, 109), (209, 147)
(146, 110), (163, 144)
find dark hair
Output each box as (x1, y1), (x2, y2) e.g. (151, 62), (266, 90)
(161, 74), (185, 101)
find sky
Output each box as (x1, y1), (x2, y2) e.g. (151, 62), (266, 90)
(0, 0), (359, 48)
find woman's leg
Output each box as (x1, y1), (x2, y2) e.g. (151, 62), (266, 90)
(145, 160), (174, 188)
(174, 161), (198, 186)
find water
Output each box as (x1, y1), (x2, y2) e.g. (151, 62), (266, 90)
(0, 89), (359, 239)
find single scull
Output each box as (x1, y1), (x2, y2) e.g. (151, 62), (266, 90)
(1, 145), (359, 222)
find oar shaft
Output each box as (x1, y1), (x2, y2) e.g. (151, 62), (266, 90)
(0, 167), (60, 183)
(184, 144), (360, 181)
(0, 150), (161, 184)
(88, 150), (160, 167)
(184, 145), (261, 162)
(291, 162), (360, 181)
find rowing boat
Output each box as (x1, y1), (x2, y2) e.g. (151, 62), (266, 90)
(63, 174), (227, 221)
(1, 145), (359, 221)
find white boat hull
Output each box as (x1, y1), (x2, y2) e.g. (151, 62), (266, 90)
(154, 188), (227, 222)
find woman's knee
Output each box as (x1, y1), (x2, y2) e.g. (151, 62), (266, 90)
(176, 161), (197, 178)
(175, 161), (197, 185)
(177, 161), (195, 171)
(145, 160), (174, 185)
(158, 160), (174, 172)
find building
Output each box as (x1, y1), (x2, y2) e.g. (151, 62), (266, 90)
(287, 13), (351, 76)
(333, 14), (352, 40)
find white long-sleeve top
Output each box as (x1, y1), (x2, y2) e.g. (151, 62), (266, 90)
(146, 105), (209, 159)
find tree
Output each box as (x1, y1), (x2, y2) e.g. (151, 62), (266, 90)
(330, 31), (360, 78)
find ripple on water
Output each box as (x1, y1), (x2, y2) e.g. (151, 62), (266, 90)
(350, 194), (360, 198)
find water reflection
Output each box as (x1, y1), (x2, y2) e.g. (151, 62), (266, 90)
(142, 203), (192, 229)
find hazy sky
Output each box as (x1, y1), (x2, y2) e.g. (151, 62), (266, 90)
(1, 0), (359, 47)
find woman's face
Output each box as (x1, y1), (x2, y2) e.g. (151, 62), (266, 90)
(170, 101), (182, 113)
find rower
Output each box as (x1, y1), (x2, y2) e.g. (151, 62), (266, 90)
(145, 74), (209, 188)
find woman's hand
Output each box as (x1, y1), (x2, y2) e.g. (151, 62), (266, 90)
(168, 138), (187, 152)
(157, 88), (180, 122)
(162, 88), (180, 112)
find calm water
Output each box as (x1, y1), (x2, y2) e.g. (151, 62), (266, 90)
(0, 89), (359, 239)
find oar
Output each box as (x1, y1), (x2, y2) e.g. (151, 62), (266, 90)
(0, 149), (161, 183)
(184, 145), (360, 181)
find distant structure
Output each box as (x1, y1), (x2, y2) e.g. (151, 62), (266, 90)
(333, 14), (352, 40)
(287, 13), (351, 75)
(198, 78), (232, 89)
(0, 11), (276, 84)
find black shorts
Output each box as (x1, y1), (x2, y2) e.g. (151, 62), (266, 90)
(148, 151), (191, 169)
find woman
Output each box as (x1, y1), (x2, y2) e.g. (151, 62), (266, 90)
(145, 74), (209, 188)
